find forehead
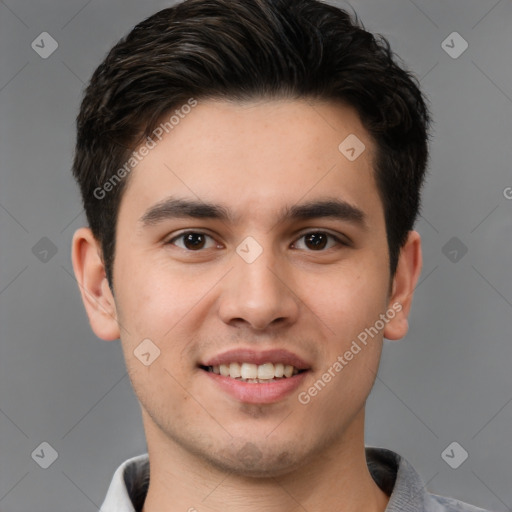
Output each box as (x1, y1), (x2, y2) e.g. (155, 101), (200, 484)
(117, 98), (381, 227)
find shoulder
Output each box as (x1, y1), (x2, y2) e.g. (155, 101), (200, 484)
(429, 494), (494, 512)
(365, 446), (494, 512)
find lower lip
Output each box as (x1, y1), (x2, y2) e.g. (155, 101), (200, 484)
(201, 369), (309, 404)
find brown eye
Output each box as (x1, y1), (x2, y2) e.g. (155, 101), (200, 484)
(169, 232), (216, 250)
(292, 231), (345, 251)
(305, 232), (328, 250)
(183, 233), (206, 250)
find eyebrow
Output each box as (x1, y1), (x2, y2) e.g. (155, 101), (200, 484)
(138, 196), (367, 229)
(139, 198), (232, 226)
(284, 199), (366, 227)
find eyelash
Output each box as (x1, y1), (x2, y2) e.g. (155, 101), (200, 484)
(166, 230), (348, 251)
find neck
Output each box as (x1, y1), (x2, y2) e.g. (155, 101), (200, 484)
(141, 409), (389, 512)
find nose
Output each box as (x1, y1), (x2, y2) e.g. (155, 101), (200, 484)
(218, 247), (300, 331)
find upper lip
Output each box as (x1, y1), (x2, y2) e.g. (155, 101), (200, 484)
(201, 348), (311, 370)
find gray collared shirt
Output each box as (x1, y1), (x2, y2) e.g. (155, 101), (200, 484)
(100, 447), (491, 512)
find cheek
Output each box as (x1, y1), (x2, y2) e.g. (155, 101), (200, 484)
(312, 264), (389, 337)
(113, 259), (219, 386)
(114, 254), (201, 338)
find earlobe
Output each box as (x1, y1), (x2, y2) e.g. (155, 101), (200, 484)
(383, 230), (422, 341)
(71, 227), (120, 341)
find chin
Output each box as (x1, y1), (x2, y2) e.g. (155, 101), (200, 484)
(206, 440), (307, 478)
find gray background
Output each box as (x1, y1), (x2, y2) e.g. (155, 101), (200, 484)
(1, 0), (511, 510)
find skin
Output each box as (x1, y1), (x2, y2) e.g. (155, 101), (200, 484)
(72, 98), (422, 512)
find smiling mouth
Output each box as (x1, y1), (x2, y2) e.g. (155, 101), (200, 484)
(199, 362), (306, 383)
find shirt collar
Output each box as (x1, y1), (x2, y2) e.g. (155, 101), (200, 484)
(100, 453), (149, 512)
(366, 446), (429, 511)
(100, 447), (437, 512)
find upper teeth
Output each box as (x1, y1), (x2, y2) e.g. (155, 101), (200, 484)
(210, 362), (299, 380)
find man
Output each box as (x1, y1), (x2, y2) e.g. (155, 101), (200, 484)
(70, 0), (490, 510)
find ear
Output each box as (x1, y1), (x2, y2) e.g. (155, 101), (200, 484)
(383, 230), (422, 341)
(71, 227), (120, 341)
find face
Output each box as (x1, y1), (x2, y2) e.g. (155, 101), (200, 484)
(74, 98), (418, 477)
